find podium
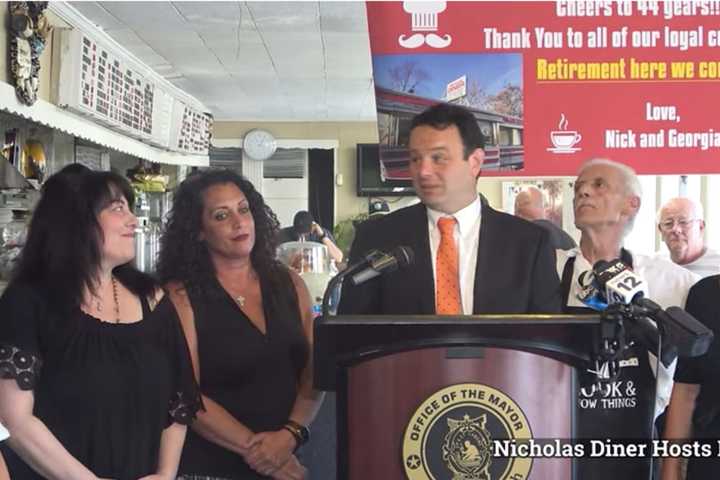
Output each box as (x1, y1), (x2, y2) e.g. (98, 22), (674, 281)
(315, 314), (603, 480)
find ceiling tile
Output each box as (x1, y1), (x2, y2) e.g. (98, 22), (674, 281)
(69, 2), (127, 31)
(68, 1), (375, 121)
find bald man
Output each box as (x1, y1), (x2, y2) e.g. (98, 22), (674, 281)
(657, 197), (720, 278)
(514, 186), (576, 250)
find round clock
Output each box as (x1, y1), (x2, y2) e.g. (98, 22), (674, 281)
(243, 129), (277, 161)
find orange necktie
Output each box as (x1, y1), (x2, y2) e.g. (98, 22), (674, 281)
(436, 216), (462, 315)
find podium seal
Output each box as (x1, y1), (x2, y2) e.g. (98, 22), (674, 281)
(402, 383), (532, 480)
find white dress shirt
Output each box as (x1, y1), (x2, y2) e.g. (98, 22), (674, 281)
(426, 197), (482, 315)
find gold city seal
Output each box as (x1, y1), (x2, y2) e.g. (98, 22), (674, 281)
(402, 383), (532, 480)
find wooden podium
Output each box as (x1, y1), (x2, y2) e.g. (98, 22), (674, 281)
(315, 314), (602, 480)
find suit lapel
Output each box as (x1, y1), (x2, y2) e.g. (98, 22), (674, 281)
(408, 204), (435, 314)
(473, 203), (497, 313)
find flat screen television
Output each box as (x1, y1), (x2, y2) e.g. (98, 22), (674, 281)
(356, 144), (415, 197)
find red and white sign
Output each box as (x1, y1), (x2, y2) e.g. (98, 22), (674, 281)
(367, 1), (720, 176)
(446, 75), (467, 101)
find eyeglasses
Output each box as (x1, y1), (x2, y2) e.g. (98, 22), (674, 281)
(659, 218), (699, 232)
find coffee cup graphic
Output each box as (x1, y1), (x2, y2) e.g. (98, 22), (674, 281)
(550, 130), (582, 149)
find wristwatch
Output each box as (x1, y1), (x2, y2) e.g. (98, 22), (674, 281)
(283, 420), (310, 450)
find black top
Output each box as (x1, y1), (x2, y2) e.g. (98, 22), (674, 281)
(179, 269), (308, 479)
(674, 275), (720, 478)
(0, 281), (200, 480)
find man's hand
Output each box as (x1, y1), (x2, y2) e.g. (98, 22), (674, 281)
(311, 222), (325, 238)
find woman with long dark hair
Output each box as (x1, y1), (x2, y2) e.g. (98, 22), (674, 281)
(0, 165), (199, 479)
(157, 169), (323, 480)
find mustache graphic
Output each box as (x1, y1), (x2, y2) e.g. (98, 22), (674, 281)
(425, 33), (452, 48)
(398, 33), (425, 48)
(398, 32), (452, 49)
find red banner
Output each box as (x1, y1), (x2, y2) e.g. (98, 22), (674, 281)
(367, 1), (720, 176)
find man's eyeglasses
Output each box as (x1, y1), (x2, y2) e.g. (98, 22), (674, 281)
(659, 218), (699, 232)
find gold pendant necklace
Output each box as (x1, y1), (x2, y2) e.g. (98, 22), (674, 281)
(92, 276), (121, 323)
(111, 276), (120, 323)
(235, 295), (245, 307)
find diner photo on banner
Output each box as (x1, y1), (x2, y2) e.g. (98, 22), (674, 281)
(367, 1), (720, 178)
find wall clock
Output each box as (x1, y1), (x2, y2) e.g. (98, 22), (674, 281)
(243, 129), (277, 161)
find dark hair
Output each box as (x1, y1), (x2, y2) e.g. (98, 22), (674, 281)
(292, 210), (314, 235)
(410, 103), (485, 157)
(12, 166), (156, 310)
(156, 169), (287, 303)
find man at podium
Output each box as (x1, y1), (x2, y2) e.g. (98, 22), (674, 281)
(339, 103), (561, 316)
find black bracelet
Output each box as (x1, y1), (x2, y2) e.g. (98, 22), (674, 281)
(283, 420), (310, 451)
(282, 425), (302, 451)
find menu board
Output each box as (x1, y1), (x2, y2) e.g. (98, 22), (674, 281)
(60, 30), (212, 155)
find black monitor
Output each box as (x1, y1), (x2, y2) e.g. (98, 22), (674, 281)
(356, 144), (415, 197)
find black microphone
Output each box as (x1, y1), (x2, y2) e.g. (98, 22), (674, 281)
(321, 246), (415, 318)
(592, 259), (713, 361)
(350, 246), (415, 286)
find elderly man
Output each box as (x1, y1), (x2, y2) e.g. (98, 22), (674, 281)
(514, 186), (576, 250)
(657, 197), (720, 278)
(557, 159), (699, 480)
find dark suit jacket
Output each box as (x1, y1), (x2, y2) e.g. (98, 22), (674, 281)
(337, 201), (561, 315)
(534, 219), (577, 250)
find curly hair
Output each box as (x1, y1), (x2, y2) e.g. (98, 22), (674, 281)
(156, 169), (286, 302)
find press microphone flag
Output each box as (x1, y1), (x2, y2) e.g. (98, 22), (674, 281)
(593, 259), (648, 305)
(592, 259), (713, 360)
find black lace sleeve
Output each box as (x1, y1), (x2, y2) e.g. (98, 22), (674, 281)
(168, 389), (202, 426)
(0, 344), (42, 390)
(0, 283), (45, 390)
(152, 296), (203, 426)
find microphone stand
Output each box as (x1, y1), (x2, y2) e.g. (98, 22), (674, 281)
(321, 262), (366, 319)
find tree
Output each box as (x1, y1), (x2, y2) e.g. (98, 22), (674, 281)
(388, 61), (431, 93)
(460, 79), (489, 109)
(487, 83), (523, 117)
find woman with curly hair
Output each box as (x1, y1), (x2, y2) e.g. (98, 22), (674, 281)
(157, 169), (323, 480)
(0, 165), (200, 479)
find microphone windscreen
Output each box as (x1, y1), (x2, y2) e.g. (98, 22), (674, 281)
(392, 246), (415, 268)
(664, 306), (714, 357)
(592, 259), (614, 273)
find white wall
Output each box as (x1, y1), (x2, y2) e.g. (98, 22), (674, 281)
(494, 174), (719, 257)
(263, 176), (308, 228)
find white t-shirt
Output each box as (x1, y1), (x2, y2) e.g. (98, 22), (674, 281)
(556, 248), (700, 419)
(655, 247), (720, 279)
(0, 422), (8, 441)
